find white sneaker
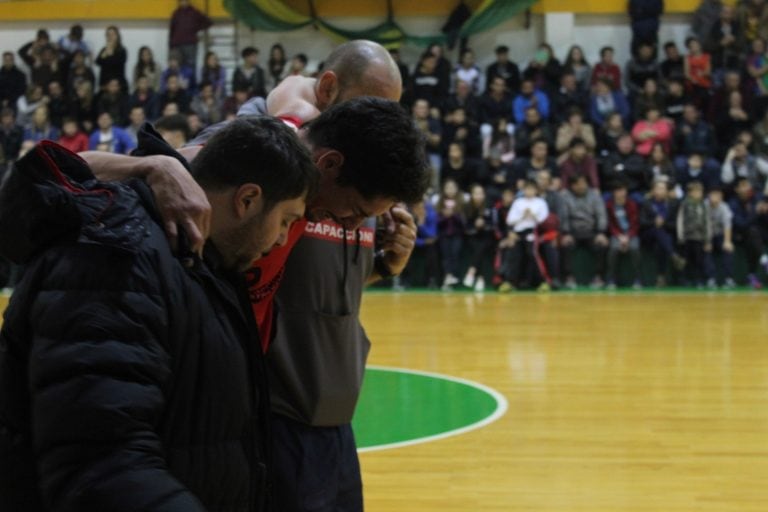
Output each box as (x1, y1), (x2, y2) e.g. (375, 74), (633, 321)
(443, 274), (459, 286)
(462, 272), (475, 288)
(723, 278), (736, 289)
(706, 278), (717, 290)
(474, 277), (485, 292)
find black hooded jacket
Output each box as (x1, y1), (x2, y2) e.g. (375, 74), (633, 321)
(0, 135), (271, 511)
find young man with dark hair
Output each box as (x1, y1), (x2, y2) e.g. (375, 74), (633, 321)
(233, 46), (267, 99)
(486, 44), (520, 95)
(0, 116), (316, 511)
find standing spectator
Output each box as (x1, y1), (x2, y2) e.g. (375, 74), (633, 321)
(590, 78), (630, 127)
(676, 181), (712, 286)
(30, 44), (61, 91)
(563, 45), (591, 93)
(23, 105), (59, 143)
(46, 81), (69, 129)
(404, 198), (440, 288)
(169, 0), (212, 75)
(96, 78), (129, 126)
(129, 75), (159, 121)
(711, 4), (741, 71)
(413, 98), (442, 186)
(629, 0), (664, 54)
(552, 73), (589, 124)
(721, 140), (768, 192)
(625, 42), (661, 100)
(0, 52), (27, 111)
(746, 37), (768, 117)
(485, 45), (520, 95)
(435, 178), (465, 290)
(705, 186), (736, 288)
(692, 0), (724, 52)
(591, 46), (622, 91)
(729, 177), (768, 287)
(556, 108), (596, 155)
(523, 43), (562, 95)
(0, 108), (23, 164)
(677, 152), (720, 192)
(462, 184), (497, 291)
(559, 138), (600, 190)
(267, 43), (287, 88)
(660, 41), (685, 84)
(454, 48), (483, 95)
(605, 182), (642, 289)
(634, 77), (666, 120)
(191, 81), (223, 126)
(133, 46), (161, 91)
(684, 37), (713, 110)
(66, 50), (96, 101)
(69, 80), (96, 133)
(57, 24), (90, 84)
(602, 134), (651, 196)
(427, 43), (452, 101)
(57, 116), (89, 153)
(233, 47), (267, 99)
(631, 106), (673, 156)
(513, 138), (558, 190)
(513, 78), (550, 124)
(158, 74), (191, 115)
(559, 174), (609, 289)
(640, 179), (685, 286)
(15, 84), (45, 128)
(499, 180), (550, 291)
(88, 111), (136, 154)
(413, 51), (446, 112)
(95, 26), (127, 91)
(200, 51), (227, 100)
(17, 29), (51, 69)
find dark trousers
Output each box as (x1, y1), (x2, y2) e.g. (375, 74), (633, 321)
(439, 235), (463, 277)
(504, 229), (541, 286)
(704, 235), (734, 281)
(562, 237), (606, 282)
(734, 225), (768, 275)
(271, 414), (363, 512)
(681, 240), (706, 284)
(403, 243), (441, 287)
(466, 234), (496, 279)
(642, 227), (675, 274)
(606, 236), (641, 283)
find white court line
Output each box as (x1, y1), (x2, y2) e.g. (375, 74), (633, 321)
(357, 365), (508, 453)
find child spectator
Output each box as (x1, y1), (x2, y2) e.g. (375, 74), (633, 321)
(591, 46), (622, 91)
(435, 179), (465, 290)
(404, 198), (440, 289)
(676, 181), (712, 286)
(57, 116), (89, 153)
(499, 180), (550, 291)
(640, 179), (686, 286)
(605, 182), (642, 289)
(677, 152), (720, 192)
(463, 184), (497, 291)
(559, 174), (609, 289)
(559, 138), (600, 190)
(729, 177), (768, 288)
(705, 187), (736, 288)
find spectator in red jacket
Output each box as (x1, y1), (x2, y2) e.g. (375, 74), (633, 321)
(605, 181), (642, 289)
(169, 0), (212, 76)
(591, 46), (622, 91)
(559, 138), (600, 190)
(57, 117), (89, 153)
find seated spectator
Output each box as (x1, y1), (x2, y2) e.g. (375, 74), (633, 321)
(233, 46), (267, 99)
(602, 134), (651, 196)
(513, 79), (550, 124)
(660, 41), (685, 84)
(46, 80), (69, 129)
(729, 177), (768, 288)
(30, 43), (62, 91)
(597, 112), (627, 158)
(551, 72), (588, 124)
(482, 118), (515, 163)
(559, 138), (600, 190)
(591, 46), (622, 91)
(676, 181), (712, 286)
(129, 75), (159, 121)
(16, 84), (45, 128)
(677, 152), (720, 192)
(154, 113), (191, 149)
(191, 81), (223, 126)
(444, 80), (481, 124)
(57, 116), (89, 153)
(413, 98), (442, 185)
(707, 70), (753, 124)
(200, 51), (227, 99)
(640, 179), (685, 286)
(440, 142), (487, 191)
(513, 138), (559, 191)
(559, 174), (609, 288)
(462, 184), (497, 291)
(23, 105), (59, 143)
(633, 77), (666, 120)
(287, 53), (308, 77)
(133, 46), (160, 91)
(88, 111), (135, 154)
(479, 75), (512, 129)
(590, 78), (630, 128)
(485, 45), (520, 96)
(684, 36), (713, 110)
(124, 105), (145, 144)
(632, 106), (673, 158)
(435, 178), (466, 290)
(0, 52), (27, 110)
(705, 186), (736, 288)
(0, 108), (23, 163)
(674, 103), (717, 165)
(485, 148), (515, 200)
(69, 80), (96, 133)
(535, 169), (564, 287)
(67, 49), (96, 101)
(454, 49), (484, 95)
(605, 182), (642, 289)
(186, 112), (204, 139)
(499, 179), (550, 291)
(96, 78), (129, 126)
(721, 140), (768, 192)
(514, 106), (554, 158)
(221, 84), (250, 119)
(556, 108), (596, 155)
(664, 78), (688, 122)
(158, 74), (191, 115)
(648, 142), (678, 192)
(625, 42), (660, 99)
(716, 90), (753, 151)
(522, 43), (562, 95)
(563, 45), (591, 93)
(160, 51), (195, 92)
(442, 107), (481, 158)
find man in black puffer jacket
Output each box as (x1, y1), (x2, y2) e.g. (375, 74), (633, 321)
(0, 117), (316, 511)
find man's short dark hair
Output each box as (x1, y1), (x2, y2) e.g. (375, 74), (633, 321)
(154, 114), (191, 141)
(192, 117), (318, 211)
(495, 45), (509, 54)
(241, 46), (258, 59)
(305, 97), (429, 204)
(600, 46), (614, 57)
(663, 41), (677, 50)
(569, 173), (588, 187)
(293, 53), (308, 65)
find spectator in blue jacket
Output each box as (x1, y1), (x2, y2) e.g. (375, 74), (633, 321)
(590, 77), (630, 127)
(88, 111), (136, 154)
(513, 78), (549, 124)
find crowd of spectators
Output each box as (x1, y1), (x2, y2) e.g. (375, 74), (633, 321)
(1, 0), (767, 291)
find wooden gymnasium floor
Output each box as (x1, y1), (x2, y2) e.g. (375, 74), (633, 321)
(2, 291), (766, 511)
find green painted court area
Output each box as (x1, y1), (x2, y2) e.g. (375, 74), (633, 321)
(352, 367), (503, 450)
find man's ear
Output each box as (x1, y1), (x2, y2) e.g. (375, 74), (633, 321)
(315, 70), (339, 111)
(233, 183), (263, 218)
(314, 149), (344, 180)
